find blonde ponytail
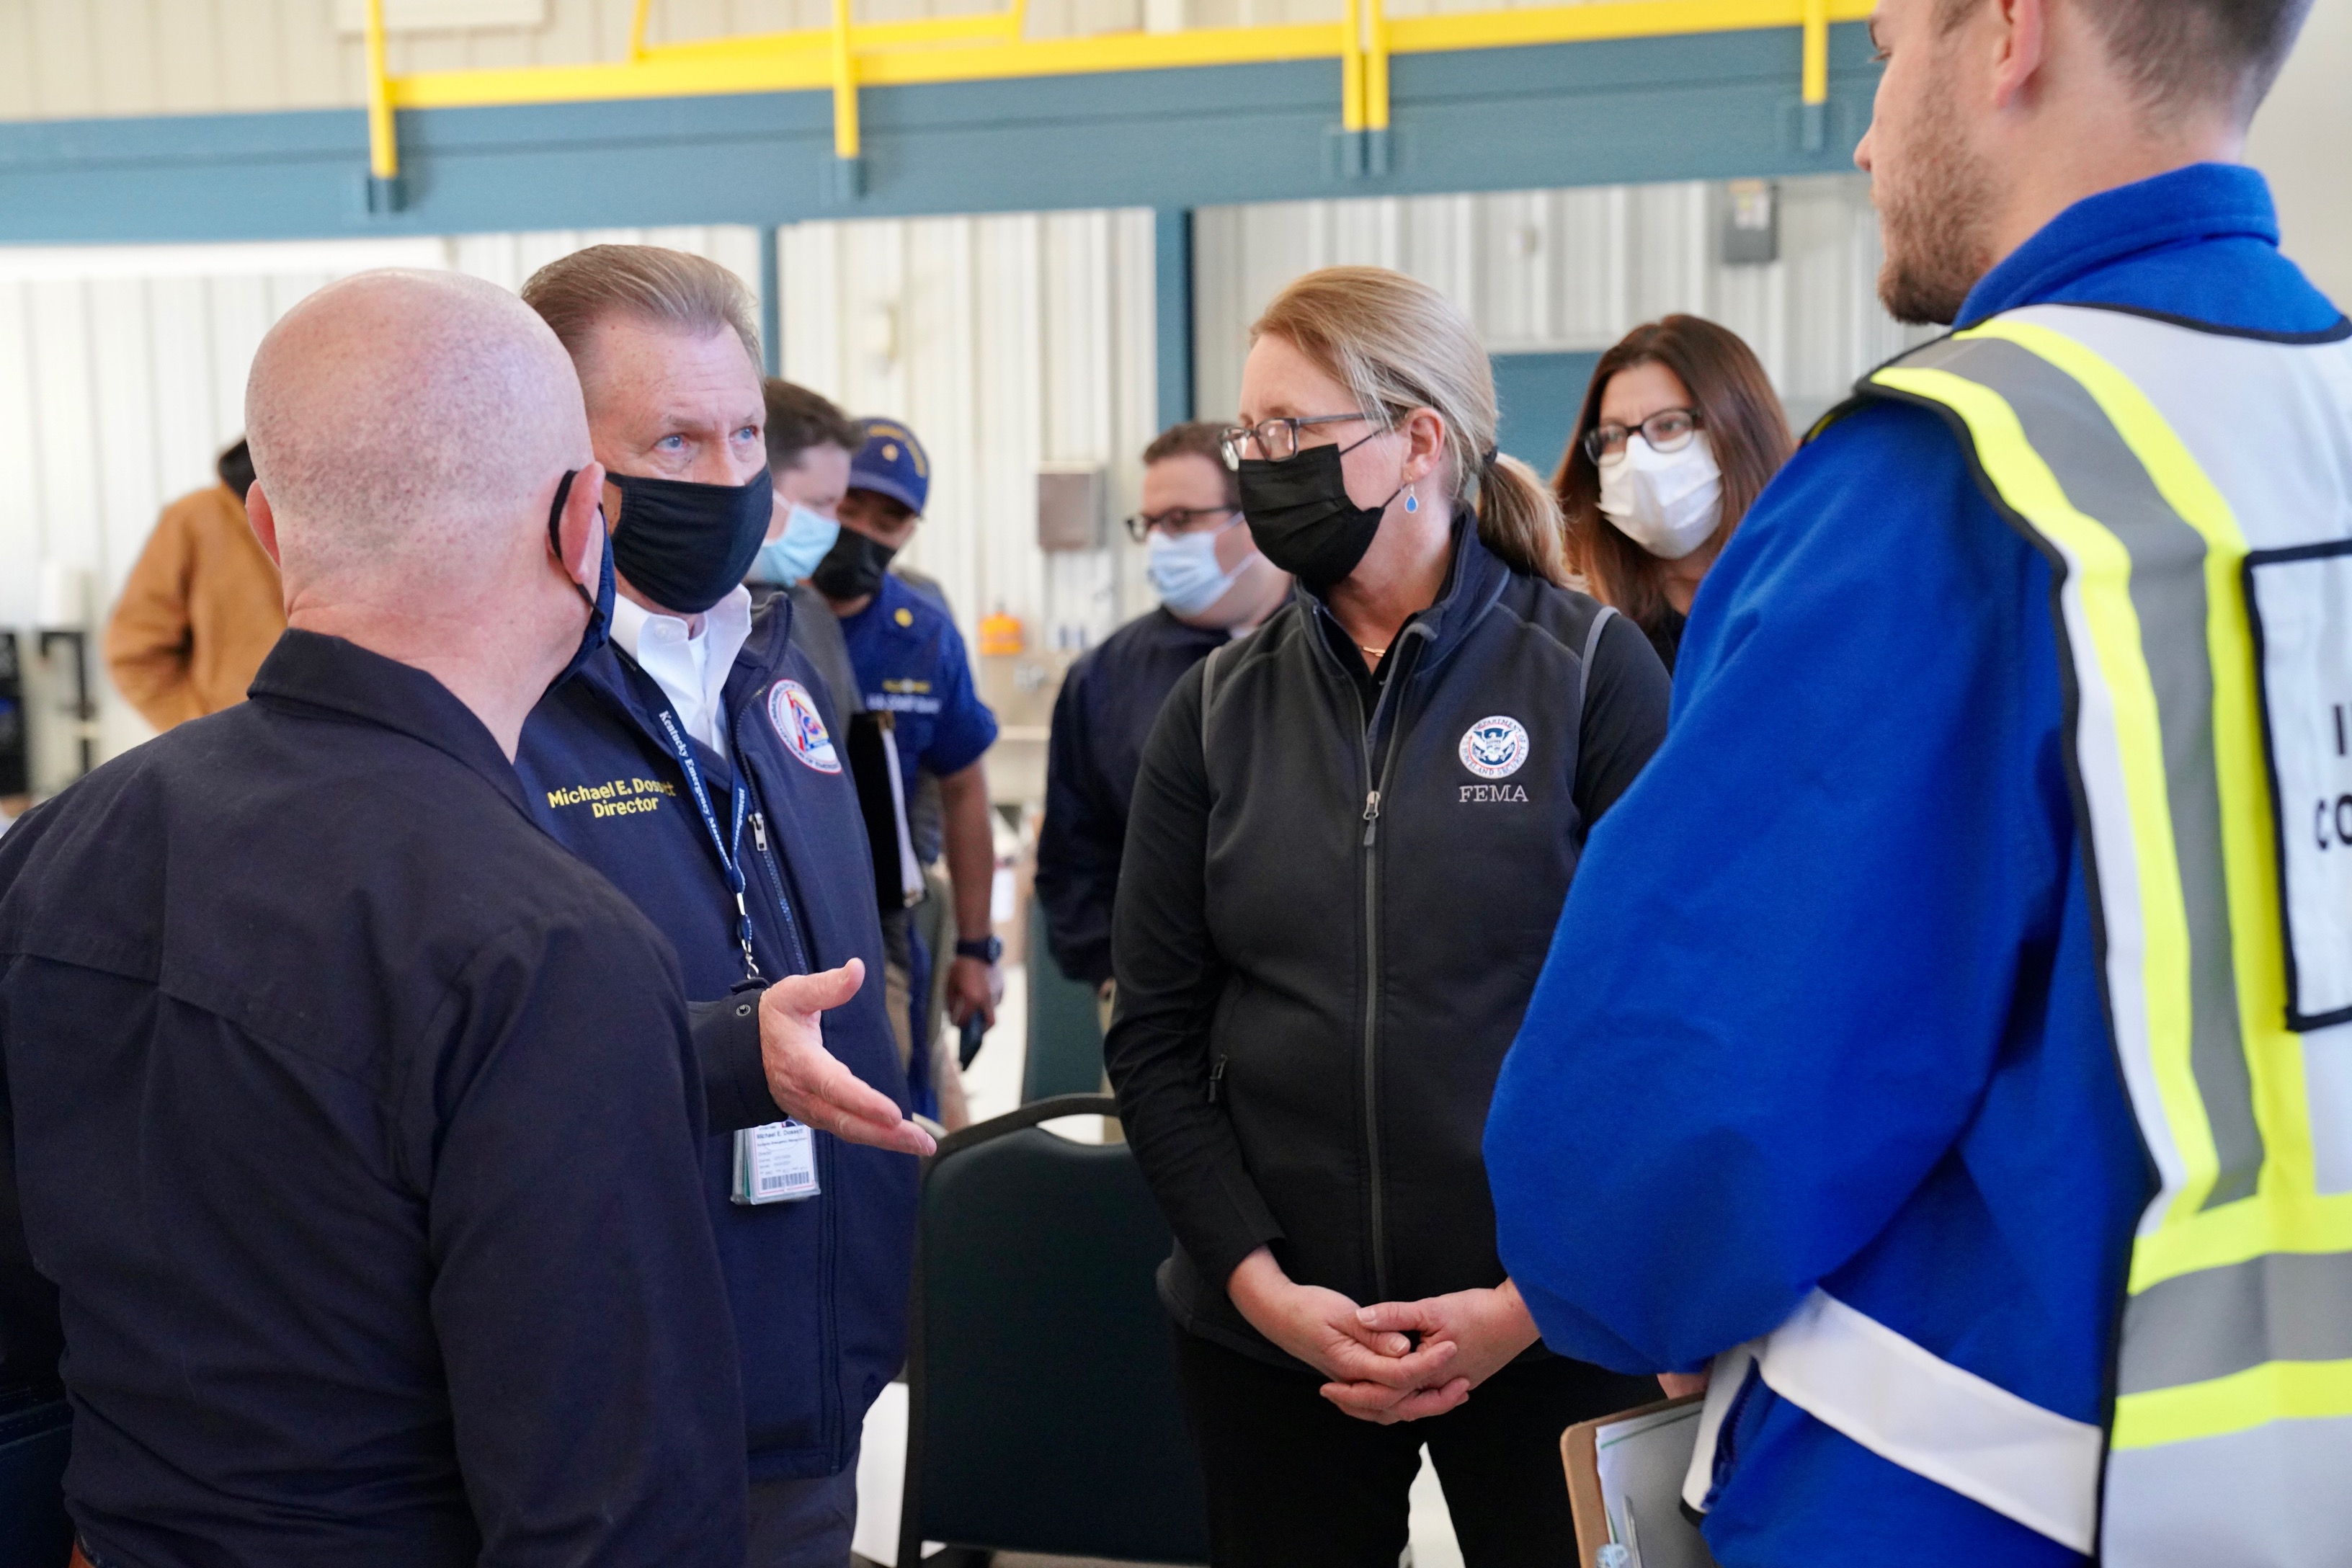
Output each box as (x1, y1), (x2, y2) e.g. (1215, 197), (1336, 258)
(1253, 267), (1567, 585)
(1474, 451), (1567, 586)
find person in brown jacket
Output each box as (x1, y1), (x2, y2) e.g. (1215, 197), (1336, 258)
(104, 440), (286, 731)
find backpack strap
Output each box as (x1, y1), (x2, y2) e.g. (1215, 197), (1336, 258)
(1576, 604), (1616, 719)
(1198, 641), (1229, 757)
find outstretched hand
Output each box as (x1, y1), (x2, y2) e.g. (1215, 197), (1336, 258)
(757, 958), (935, 1156)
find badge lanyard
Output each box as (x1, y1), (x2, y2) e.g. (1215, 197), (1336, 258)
(635, 672), (762, 984)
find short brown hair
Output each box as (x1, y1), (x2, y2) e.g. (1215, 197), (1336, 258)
(1141, 421), (1240, 508)
(765, 379), (862, 472)
(520, 244), (762, 376)
(1938, 0), (2312, 117)
(1555, 316), (1794, 631)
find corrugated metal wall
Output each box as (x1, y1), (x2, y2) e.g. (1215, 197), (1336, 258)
(0, 224), (759, 789)
(1195, 172), (1928, 450)
(0, 175), (1923, 790)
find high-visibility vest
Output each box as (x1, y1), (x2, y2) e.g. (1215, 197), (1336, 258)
(1681, 303), (2352, 1564)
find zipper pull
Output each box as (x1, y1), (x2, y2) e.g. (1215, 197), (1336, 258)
(1207, 1056), (1228, 1105)
(1362, 789), (1381, 847)
(751, 811), (769, 853)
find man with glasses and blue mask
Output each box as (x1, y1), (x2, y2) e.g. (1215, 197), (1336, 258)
(1038, 422), (1291, 1019)
(512, 246), (927, 1568)
(749, 378), (865, 721)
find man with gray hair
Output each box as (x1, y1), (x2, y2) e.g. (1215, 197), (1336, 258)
(0, 270), (750, 1564)
(515, 244), (921, 1568)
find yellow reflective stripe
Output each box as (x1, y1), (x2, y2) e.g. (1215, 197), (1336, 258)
(2111, 1356), (2352, 1451)
(1959, 321), (2322, 1288)
(1871, 363), (2219, 1221)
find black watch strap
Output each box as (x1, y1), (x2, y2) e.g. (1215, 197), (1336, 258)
(954, 935), (1003, 964)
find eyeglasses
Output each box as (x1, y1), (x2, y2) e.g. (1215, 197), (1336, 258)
(1582, 408), (1703, 464)
(1123, 506), (1242, 544)
(1219, 412), (1385, 468)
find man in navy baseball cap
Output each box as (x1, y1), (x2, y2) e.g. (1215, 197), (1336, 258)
(813, 419), (1000, 1130)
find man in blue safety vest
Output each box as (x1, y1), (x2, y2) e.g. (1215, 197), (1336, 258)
(512, 244), (929, 1568)
(1477, 0), (2348, 1562)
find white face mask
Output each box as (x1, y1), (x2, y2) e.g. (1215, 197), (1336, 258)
(1146, 525), (1251, 618)
(1597, 430), (1724, 560)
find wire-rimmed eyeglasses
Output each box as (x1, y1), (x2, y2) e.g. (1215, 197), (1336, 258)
(1122, 506), (1242, 544)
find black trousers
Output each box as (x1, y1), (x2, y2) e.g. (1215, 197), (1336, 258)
(1172, 1326), (1658, 1568)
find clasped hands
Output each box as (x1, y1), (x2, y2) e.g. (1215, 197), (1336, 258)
(1227, 1247), (1540, 1425)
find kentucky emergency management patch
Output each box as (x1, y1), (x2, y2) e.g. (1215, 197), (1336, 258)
(1459, 716), (1531, 780)
(768, 679), (843, 774)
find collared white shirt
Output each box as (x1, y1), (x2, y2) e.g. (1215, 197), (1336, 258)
(610, 585), (754, 754)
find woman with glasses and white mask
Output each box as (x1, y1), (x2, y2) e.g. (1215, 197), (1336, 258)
(1037, 422), (1290, 1021)
(1106, 267), (1670, 1567)
(1555, 315), (1795, 672)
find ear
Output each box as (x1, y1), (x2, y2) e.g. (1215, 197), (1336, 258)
(1989, 0), (2046, 110)
(1402, 407), (1450, 486)
(246, 482), (283, 568)
(558, 460), (607, 587)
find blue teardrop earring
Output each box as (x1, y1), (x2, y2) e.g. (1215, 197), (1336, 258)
(1404, 489), (1420, 514)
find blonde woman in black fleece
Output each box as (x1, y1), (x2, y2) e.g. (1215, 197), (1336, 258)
(1107, 266), (1670, 1567)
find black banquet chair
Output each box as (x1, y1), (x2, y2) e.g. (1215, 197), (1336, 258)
(896, 1094), (1208, 1567)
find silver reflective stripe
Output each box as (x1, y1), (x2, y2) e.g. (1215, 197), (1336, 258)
(2103, 1410), (2352, 1568)
(2117, 1250), (2352, 1394)
(1899, 332), (2263, 1209)
(1741, 1290), (2103, 1552)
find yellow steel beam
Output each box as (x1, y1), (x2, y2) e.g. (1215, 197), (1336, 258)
(630, 0), (655, 60)
(1340, 0), (1365, 131)
(383, 0), (1870, 116)
(1801, 0), (1831, 102)
(364, 0), (398, 179)
(831, 0), (861, 159)
(1382, 0), (1868, 52)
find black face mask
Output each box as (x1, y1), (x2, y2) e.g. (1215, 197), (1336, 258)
(605, 468), (772, 615)
(545, 469), (616, 692)
(811, 528), (899, 604)
(1237, 437), (1397, 593)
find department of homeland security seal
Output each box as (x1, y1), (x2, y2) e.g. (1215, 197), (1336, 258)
(768, 679), (843, 774)
(1459, 715), (1530, 780)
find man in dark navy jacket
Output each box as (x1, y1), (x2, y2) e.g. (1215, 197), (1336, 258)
(513, 244), (925, 1568)
(1038, 422), (1291, 1004)
(0, 271), (749, 1564)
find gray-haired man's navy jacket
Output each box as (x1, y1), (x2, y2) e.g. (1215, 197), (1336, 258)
(517, 592), (916, 1482)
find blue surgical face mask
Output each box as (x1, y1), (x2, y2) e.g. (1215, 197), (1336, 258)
(751, 503), (842, 587)
(1146, 523), (1250, 618)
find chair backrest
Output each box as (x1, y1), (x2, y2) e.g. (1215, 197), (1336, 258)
(1021, 901), (1107, 1104)
(900, 1095), (1208, 1565)
(0, 1391), (71, 1568)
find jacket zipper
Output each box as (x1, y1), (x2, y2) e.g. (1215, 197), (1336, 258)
(1354, 628), (1425, 1301)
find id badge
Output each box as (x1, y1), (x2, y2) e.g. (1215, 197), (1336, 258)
(731, 1121), (820, 1206)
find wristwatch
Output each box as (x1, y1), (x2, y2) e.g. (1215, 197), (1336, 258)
(954, 935), (1004, 964)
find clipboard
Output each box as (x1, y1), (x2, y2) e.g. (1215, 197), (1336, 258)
(1561, 1394), (1721, 1568)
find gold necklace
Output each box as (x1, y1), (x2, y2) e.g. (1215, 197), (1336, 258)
(1359, 644), (1388, 658)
